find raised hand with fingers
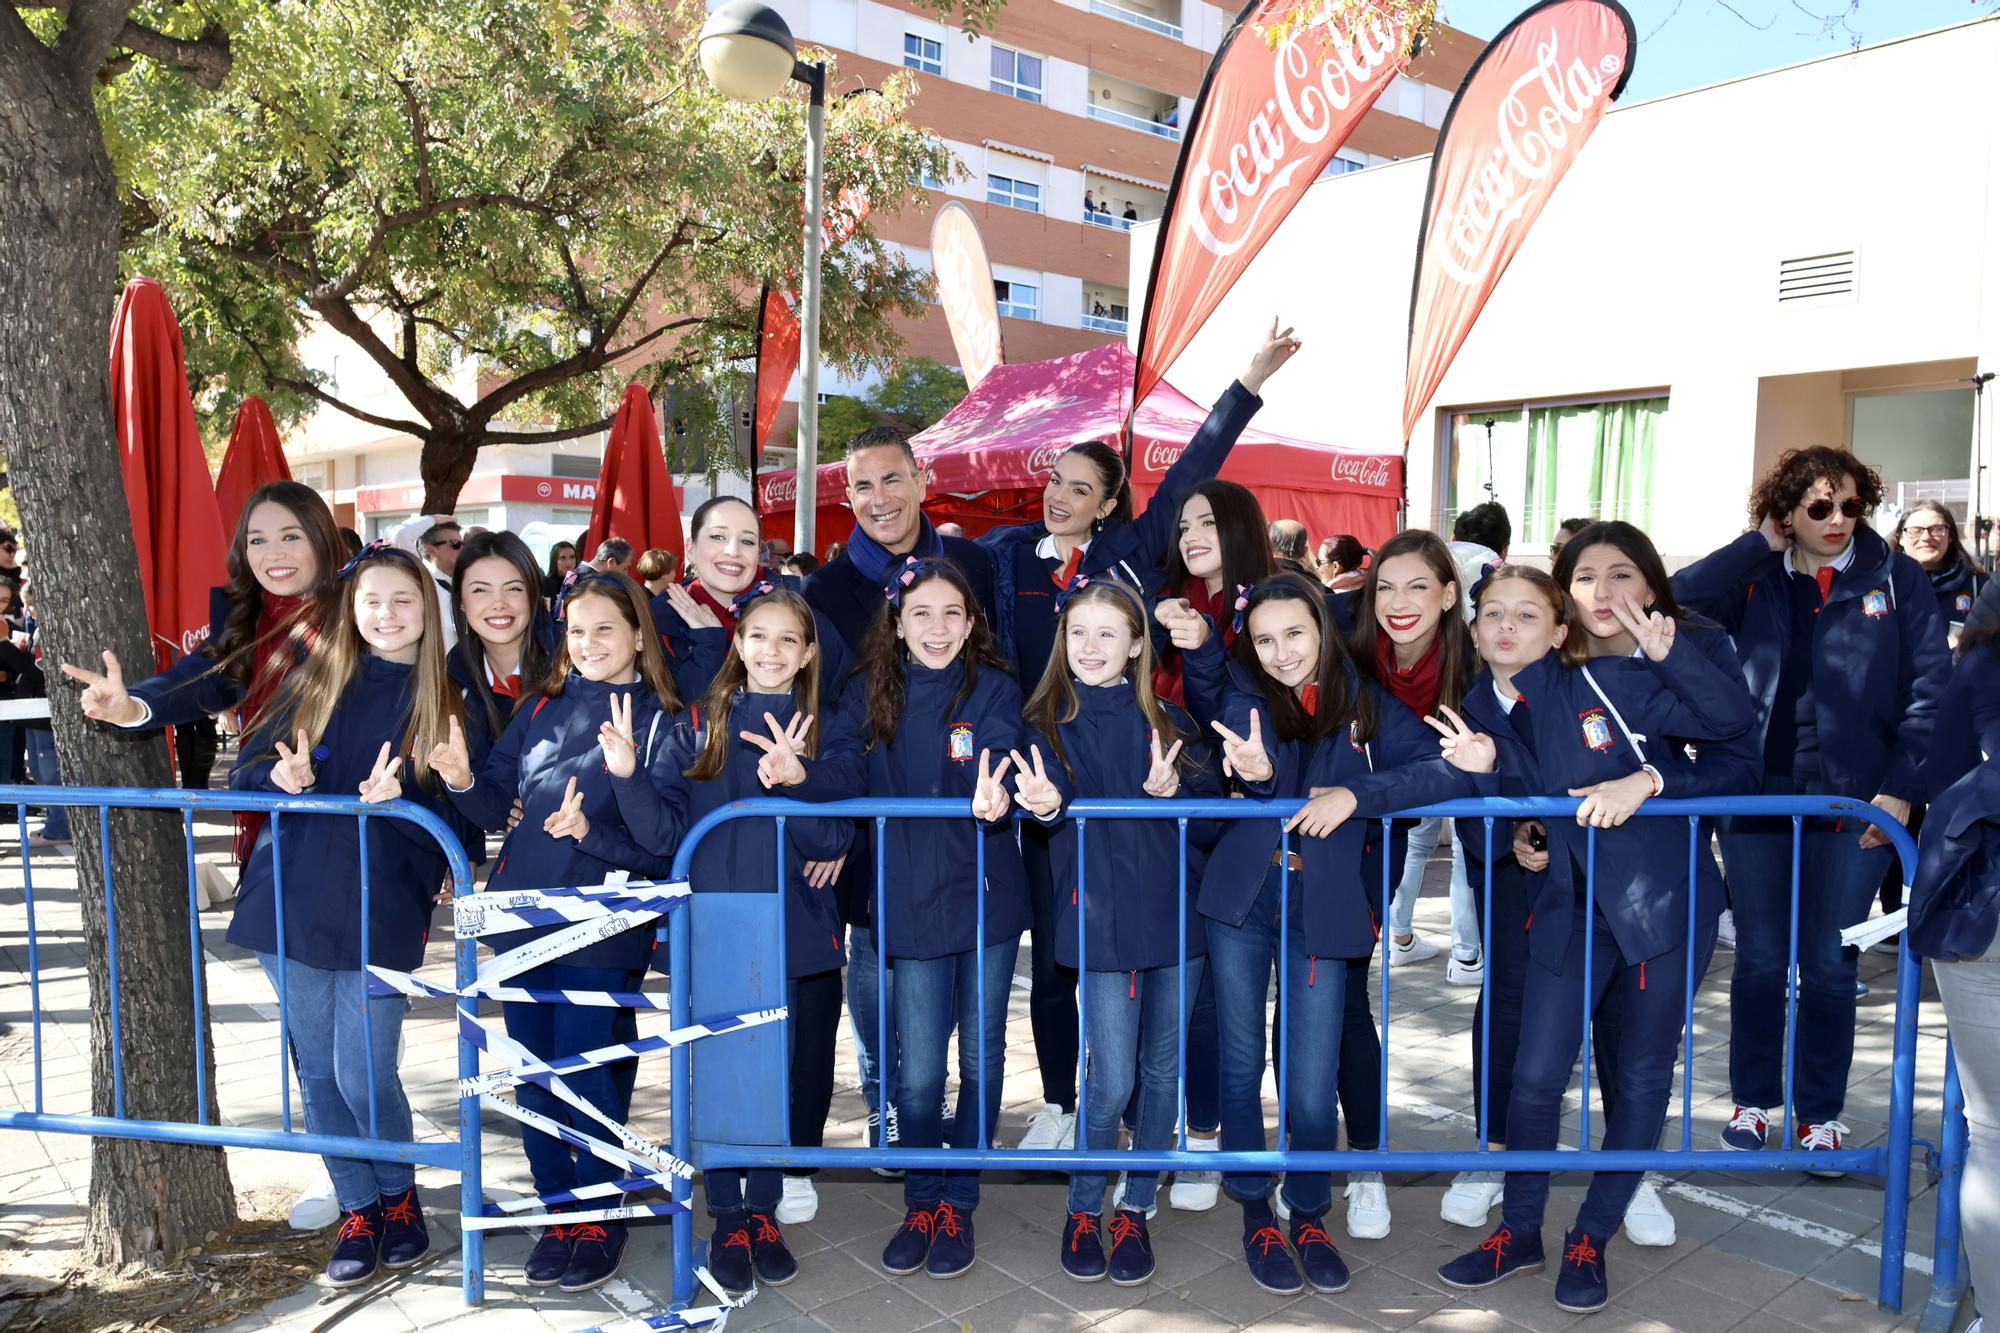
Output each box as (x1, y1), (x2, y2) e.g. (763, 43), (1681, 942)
(1238, 316), (1303, 395)
(1609, 596), (1676, 662)
(1210, 710), (1273, 783)
(664, 581), (721, 631)
(1425, 705), (1497, 774)
(743, 711), (813, 788)
(543, 776), (590, 842)
(1142, 729), (1184, 797)
(970, 749), (1015, 823)
(598, 692), (639, 778)
(61, 650), (146, 726)
(426, 714), (473, 789)
(1009, 745), (1062, 819)
(1153, 598), (1211, 651)
(271, 728), (316, 795)
(357, 742), (404, 804)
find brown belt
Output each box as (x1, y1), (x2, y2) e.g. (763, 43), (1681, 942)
(1271, 849), (1304, 873)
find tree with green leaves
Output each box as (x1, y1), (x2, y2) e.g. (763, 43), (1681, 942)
(870, 356), (968, 432)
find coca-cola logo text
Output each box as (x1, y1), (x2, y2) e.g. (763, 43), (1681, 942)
(1331, 454), (1394, 489)
(1187, 2), (1405, 258)
(1027, 443), (1065, 476)
(1140, 441), (1185, 472)
(1435, 30), (1621, 286)
(763, 475), (797, 506)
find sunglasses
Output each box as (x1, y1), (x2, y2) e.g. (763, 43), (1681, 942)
(430, 538), (464, 550)
(1803, 496), (1865, 522)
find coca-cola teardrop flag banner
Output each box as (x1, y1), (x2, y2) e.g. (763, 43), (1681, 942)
(752, 282), (802, 510)
(1132, 0), (1413, 418)
(930, 201), (1005, 390)
(1401, 0), (1634, 442)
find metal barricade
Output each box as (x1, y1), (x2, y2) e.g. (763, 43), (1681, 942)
(0, 785), (484, 1303)
(666, 793), (1931, 1315)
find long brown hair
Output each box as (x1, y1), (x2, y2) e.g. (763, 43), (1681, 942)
(207, 480), (345, 693)
(854, 558), (1007, 751)
(255, 547), (462, 790)
(1348, 529), (1475, 713)
(687, 591), (822, 780)
(1023, 579), (1191, 777)
(1232, 571), (1374, 745)
(543, 570), (681, 712)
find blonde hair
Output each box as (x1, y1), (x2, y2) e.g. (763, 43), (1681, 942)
(686, 591), (822, 780)
(255, 549), (462, 790)
(1023, 578), (1189, 777)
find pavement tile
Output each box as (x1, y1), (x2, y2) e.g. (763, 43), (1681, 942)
(776, 1243), (885, 1312)
(1615, 1271), (1758, 1333)
(804, 1278), (942, 1333)
(1756, 1276), (1908, 1331)
(950, 1282), (1094, 1331)
(1317, 1269), (1456, 1330)
(1093, 1286), (1242, 1332)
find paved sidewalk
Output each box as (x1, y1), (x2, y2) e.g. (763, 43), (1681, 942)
(0, 814), (1969, 1332)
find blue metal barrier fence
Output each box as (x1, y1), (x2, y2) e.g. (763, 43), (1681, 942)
(667, 793), (1930, 1316)
(0, 785), (485, 1304)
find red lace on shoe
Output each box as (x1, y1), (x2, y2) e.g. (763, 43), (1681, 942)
(336, 1210), (377, 1242)
(381, 1192), (419, 1226)
(932, 1202), (965, 1239)
(1066, 1212), (1098, 1251)
(1247, 1224), (1288, 1257)
(721, 1222), (752, 1255)
(900, 1206), (936, 1241)
(541, 1204), (572, 1243)
(570, 1222), (610, 1246)
(1108, 1213), (1145, 1251)
(750, 1214), (783, 1246)
(1563, 1232), (1600, 1273)
(1292, 1220), (1335, 1252)
(1479, 1226), (1513, 1273)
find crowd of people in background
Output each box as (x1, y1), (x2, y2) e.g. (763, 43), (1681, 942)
(33, 315), (2000, 1327)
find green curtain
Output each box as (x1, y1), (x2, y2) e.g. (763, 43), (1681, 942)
(1584, 397), (1663, 532)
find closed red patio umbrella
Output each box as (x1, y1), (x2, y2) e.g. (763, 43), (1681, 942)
(214, 395), (292, 537)
(584, 382), (684, 561)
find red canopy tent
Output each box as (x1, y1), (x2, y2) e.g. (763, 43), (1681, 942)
(586, 383), (685, 560)
(214, 395), (292, 537)
(756, 343), (1400, 552)
(108, 277), (230, 669)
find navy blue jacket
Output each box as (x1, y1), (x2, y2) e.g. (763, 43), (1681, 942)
(1931, 555), (1987, 629)
(615, 688), (862, 978)
(1672, 527), (1951, 803)
(446, 619), (560, 743)
(842, 659), (1030, 959)
(129, 586), (255, 726)
(1459, 642), (1755, 970)
(226, 655), (479, 972)
(977, 380), (1263, 673)
(805, 537), (998, 666)
(1026, 684), (1222, 971)
(649, 572), (851, 703)
(447, 675), (679, 971)
(1926, 644), (2000, 800)
(1197, 670), (1486, 959)
(1909, 758), (2000, 962)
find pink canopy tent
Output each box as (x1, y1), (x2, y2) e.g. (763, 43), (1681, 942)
(757, 343), (1400, 550)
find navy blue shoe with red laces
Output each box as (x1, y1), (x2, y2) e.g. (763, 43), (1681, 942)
(378, 1187), (430, 1269)
(1288, 1214), (1351, 1293)
(710, 1211), (755, 1294)
(1438, 1224), (1546, 1290)
(1241, 1206), (1303, 1295)
(1555, 1226), (1609, 1312)
(925, 1202), (975, 1278)
(1107, 1209), (1154, 1286)
(522, 1207), (574, 1287)
(1060, 1212), (1107, 1282)
(881, 1204), (936, 1276)
(325, 1203), (382, 1288)
(558, 1219), (628, 1293)
(748, 1212), (799, 1286)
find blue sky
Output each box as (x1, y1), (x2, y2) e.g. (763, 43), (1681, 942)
(1437, 0), (1993, 101)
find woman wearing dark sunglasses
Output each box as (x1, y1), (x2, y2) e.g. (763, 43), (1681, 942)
(1673, 446), (1952, 1173)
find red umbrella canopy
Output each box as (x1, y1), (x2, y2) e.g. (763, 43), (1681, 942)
(108, 277), (230, 669)
(584, 382), (684, 561)
(214, 395), (293, 537)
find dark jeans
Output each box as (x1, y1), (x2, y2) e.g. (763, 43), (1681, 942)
(707, 968), (842, 1213)
(1208, 865), (1346, 1218)
(1470, 857), (1535, 1144)
(1718, 812), (1893, 1122)
(893, 940), (1020, 1212)
(1022, 823), (1079, 1111)
(176, 717), (219, 790)
(25, 727), (67, 841)
(1339, 955), (1382, 1152)
(502, 964), (643, 1196)
(1501, 909), (1714, 1240)
(1069, 959), (1205, 1215)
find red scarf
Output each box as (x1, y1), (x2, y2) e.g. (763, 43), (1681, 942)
(233, 593), (308, 863)
(686, 579), (742, 635)
(1152, 580), (1238, 707)
(1373, 630), (1443, 719)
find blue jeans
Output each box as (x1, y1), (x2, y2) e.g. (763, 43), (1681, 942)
(256, 952), (414, 1212)
(1068, 958), (1205, 1215)
(502, 964), (643, 1196)
(892, 940), (1020, 1212)
(847, 926), (900, 1117)
(1207, 865), (1346, 1218)
(1391, 816), (1480, 959)
(25, 728), (66, 841)
(1718, 812), (1893, 1122)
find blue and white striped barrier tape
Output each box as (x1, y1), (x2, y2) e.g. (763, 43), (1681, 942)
(574, 1267), (750, 1332)
(457, 1006), (786, 1096)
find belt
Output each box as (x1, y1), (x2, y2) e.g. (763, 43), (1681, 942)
(1271, 848), (1303, 873)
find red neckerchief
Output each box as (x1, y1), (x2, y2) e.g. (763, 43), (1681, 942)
(685, 580), (740, 635)
(1051, 544), (1086, 590)
(488, 658), (521, 700)
(1815, 564), (1836, 604)
(1299, 683), (1319, 716)
(1374, 630), (1443, 719)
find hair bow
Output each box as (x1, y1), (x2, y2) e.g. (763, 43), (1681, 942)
(1053, 574), (1092, 616)
(883, 556), (924, 608)
(551, 569), (585, 623)
(1228, 583), (1252, 636)
(731, 578), (778, 619)
(336, 539), (396, 581)
(1466, 560), (1501, 612)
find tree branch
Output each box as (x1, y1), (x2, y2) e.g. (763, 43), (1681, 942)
(110, 16), (230, 88)
(53, 0), (132, 84)
(481, 414), (619, 445)
(229, 331), (432, 438)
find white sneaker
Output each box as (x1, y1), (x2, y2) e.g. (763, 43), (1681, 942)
(775, 1175), (818, 1224)
(1445, 953), (1485, 987)
(1439, 1170), (1504, 1228)
(1388, 934), (1441, 965)
(1017, 1103), (1077, 1151)
(1716, 909), (1736, 949)
(288, 1171), (340, 1232)
(1169, 1135), (1220, 1211)
(1623, 1177), (1675, 1246)
(1109, 1173), (1159, 1220)
(1344, 1173), (1391, 1239)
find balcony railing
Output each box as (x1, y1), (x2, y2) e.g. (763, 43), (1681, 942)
(1087, 103), (1181, 140)
(1084, 211), (1136, 232)
(1081, 314), (1129, 334)
(1088, 0), (1183, 39)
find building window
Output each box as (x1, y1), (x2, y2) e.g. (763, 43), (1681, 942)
(990, 46), (1044, 103)
(550, 453), (601, 479)
(987, 172), (1042, 214)
(903, 33), (943, 76)
(1443, 397), (1668, 543)
(994, 280), (1039, 321)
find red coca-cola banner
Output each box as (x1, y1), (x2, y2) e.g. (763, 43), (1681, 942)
(1132, 0), (1412, 418)
(1401, 0), (1634, 442)
(752, 283), (801, 495)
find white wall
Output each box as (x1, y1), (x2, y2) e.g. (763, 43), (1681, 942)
(1134, 18), (2000, 559)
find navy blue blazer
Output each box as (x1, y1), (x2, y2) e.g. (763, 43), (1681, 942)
(446, 674), (679, 971)
(226, 655), (480, 972)
(614, 688), (863, 978)
(1910, 758), (2000, 962)
(1672, 526), (1951, 803)
(1926, 644), (2000, 800)
(129, 586), (258, 727)
(1026, 684), (1222, 972)
(649, 572), (851, 703)
(805, 537), (999, 665)
(842, 659), (1030, 959)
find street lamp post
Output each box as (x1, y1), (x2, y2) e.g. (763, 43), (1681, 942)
(700, 0), (826, 560)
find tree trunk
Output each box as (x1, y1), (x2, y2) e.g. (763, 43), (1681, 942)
(0, 28), (236, 1264)
(419, 431), (481, 513)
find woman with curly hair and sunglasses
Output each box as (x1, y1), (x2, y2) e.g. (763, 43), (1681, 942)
(1672, 446), (1952, 1171)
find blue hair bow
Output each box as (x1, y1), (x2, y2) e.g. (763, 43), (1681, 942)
(883, 556), (924, 608)
(1228, 583), (1252, 637)
(336, 539), (397, 581)
(731, 577), (778, 619)
(1053, 574), (1092, 616)
(551, 569), (585, 623)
